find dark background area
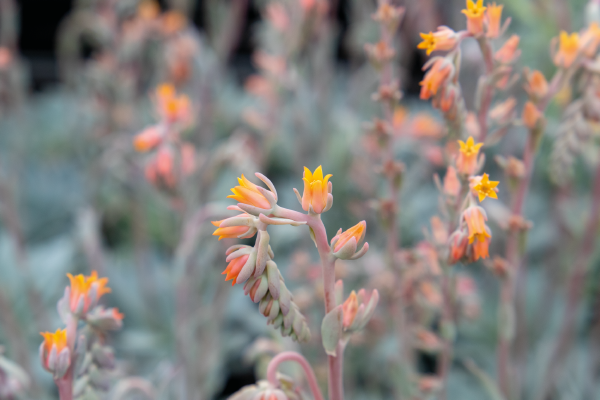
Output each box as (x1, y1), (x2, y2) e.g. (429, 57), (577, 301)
(15, 0), (426, 93)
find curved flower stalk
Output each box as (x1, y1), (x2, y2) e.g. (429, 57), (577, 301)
(216, 169), (372, 400)
(40, 271), (124, 400)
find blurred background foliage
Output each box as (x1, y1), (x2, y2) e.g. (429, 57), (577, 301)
(1, 0), (599, 399)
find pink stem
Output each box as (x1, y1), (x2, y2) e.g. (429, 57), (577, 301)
(55, 315), (78, 400)
(476, 37), (495, 141)
(273, 206), (344, 400)
(267, 351), (325, 400)
(536, 161), (600, 400)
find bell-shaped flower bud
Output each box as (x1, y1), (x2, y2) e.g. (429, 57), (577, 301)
(39, 329), (71, 379)
(211, 213), (258, 240)
(300, 166), (332, 214)
(448, 229), (469, 264)
(228, 174), (277, 215)
(332, 221), (368, 260)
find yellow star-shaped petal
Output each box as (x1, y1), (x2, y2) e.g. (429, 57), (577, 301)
(417, 32), (437, 55)
(472, 173), (499, 202)
(462, 0), (486, 18)
(458, 136), (483, 157)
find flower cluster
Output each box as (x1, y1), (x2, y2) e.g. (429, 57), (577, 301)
(133, 84), (196, 194)
(40, 271), (124, 397)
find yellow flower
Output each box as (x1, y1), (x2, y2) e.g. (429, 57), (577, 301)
(302, 166), (332, 214)
(462, 0), (486, 36)
(67, 271), (111, 313)
(456, 136), (483, 175)
(40, 329), (68, 355)
(471, 173), (499, 202)
(417, 28), (457, 56)
(417, 32), (437, 55)
(485, 2), (503, 38)
(554, 31), (580, 69)
(228, 174), (273, 210)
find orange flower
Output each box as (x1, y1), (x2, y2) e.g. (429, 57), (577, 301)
(420, 60), (452, 100)
(229, 174), (273, 210)
(471, 173), (499, 202)
(462, 0), (486, 36)
(443, 166), (461, 197)
(302, 166), (332, 214)
(40, 329), (68, 357)
(155, 84), (191, 124)
(40, 328), (69, 373)
(471, 228), (491, 260)
(448, 230), (468, 264)
(137, 0), (160, 20)
(222, 253), (250, 285)
(489, 97), (517, 122)
(485, 2), (503, 38)
(342, 291), (359, 328)
(409, 113), (444, 138)
(67, 271), (111, 314)
(211, 214), (257, 240)
(456, 136), (483, 175)
(417, 27), (457, 56)
(582, 23), (600, 58)
(333, 221), (367, 253)
(462, 206), (490, 244)
(133, 126), (162, 152)
(495, 35), (520, 64)
(161, 11), (187, 35)
(554, 31), (580, 68)
(524, 70), (548, 100)
(522, 101), (542, 129)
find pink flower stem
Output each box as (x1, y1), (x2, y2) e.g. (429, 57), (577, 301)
(536, 160), (600, 400)
(267, 351), (325, 400)
(55, 314), (78, 400)
(273, 206), (344, 400)
(498, 68), (565, 398)
(476, 37), (495, 141)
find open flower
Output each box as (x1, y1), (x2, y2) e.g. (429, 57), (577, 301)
(154, 83), (192, 124)
(301, 166), (332, 214)
(456, 136), (483, 175)
(462, 206), (491, 244)
(485, 2), (503, 38)
(417, 27), (457, 56)
(228, 174), (276, 211)
(471, 173), (499, 202)
(554, 31), (580, 69)
(39, 329), (70, 378)
(67, 271), (111, 315)
(332, 221), (368, 259)
(212, 213), (258, 241)
(462, 0), (486, 36)
(470, 226), (492, 260)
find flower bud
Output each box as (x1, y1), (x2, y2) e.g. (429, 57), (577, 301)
(40, 329), (71, 379)
(86, 307), (124, 331)
(485, 2), (504, 38)
(332, 221), (368, 260)
(212, 213), (258, 241)
(523, 69), (548, 101)
(494, 35), (521, 64)
(448, 230), (468, 264)
(133, 127), (163, 152)
(522, 101), (542, 129)
(301, 166), (332, 214)
(229, 380), (289, 400)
